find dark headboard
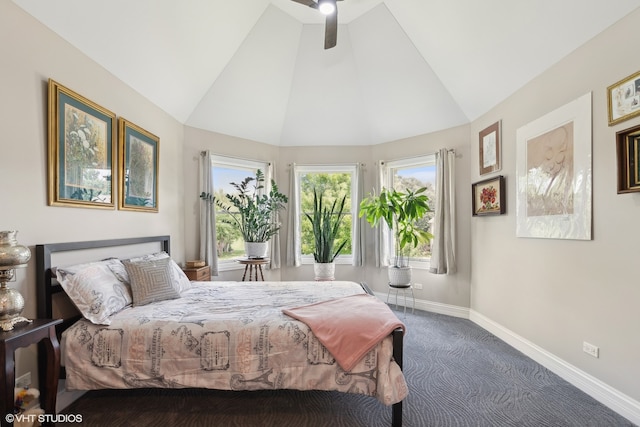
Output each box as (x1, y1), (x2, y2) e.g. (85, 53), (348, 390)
(36, 235), (170, 334)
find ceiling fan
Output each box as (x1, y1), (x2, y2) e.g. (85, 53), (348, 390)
(291, 0), (343, 49)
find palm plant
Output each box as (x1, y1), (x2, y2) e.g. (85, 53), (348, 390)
(200, 169), (288, 243)
(359, 187), (432, 268)
(305, 188), (348, 263)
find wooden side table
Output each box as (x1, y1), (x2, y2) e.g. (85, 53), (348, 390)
(182, 266), (210, 281)
(237, 258), (269, 281)
(1, 319), (62, 427)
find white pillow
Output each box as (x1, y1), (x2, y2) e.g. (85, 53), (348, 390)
(56, 260), (132, 325)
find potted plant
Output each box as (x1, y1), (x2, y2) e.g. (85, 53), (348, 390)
(304, 189), (348, 281)
(200, 169), (288, 258)
(359, 187), (432, 286)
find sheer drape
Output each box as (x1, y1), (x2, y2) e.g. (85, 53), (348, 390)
(199, 151), (218, 276)
(374, 161), (391, 268)
(286, 163), (301, 267)
(352, 164), (365, 266)
(265, 163), (281, 269)
(430, 148), (456, 274)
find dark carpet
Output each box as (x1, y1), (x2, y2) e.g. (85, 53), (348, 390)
(59, 308), (635, 427)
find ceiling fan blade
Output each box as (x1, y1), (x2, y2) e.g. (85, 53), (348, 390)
(324, 12), (337, 49)
(291, 0), (318, 9)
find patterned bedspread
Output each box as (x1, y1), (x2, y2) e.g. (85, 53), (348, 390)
(61, 281), (408, 405)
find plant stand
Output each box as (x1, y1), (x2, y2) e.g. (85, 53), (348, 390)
(386, 283), (415, 315)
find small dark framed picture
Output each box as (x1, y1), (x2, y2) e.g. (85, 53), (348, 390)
(479, 120), (501, 175)
(472, 175), (505, 216)
(118, 118), (159, 212)
(616, 124), (640, 194)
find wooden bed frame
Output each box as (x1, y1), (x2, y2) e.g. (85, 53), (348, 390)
(35, 235), (404, 427)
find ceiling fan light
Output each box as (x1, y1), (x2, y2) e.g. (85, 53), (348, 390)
(318, 0), (335, 15)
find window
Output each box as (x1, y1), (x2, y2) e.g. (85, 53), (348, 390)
(296, 165), (357, 264)
(384, 155), (436, 268)
(210, 155), (269, 269)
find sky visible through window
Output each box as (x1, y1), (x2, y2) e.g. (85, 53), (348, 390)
(213, 166), (258, 195)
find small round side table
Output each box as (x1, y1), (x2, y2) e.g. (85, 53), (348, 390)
(237, 258), (269, 281)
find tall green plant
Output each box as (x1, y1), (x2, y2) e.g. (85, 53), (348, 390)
(200, 169), (288, 242)
(359, 187), (432, 267)
(305, 188), (348, 263)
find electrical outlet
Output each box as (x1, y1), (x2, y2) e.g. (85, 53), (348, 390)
(583, 341), (599, 358)
(16, 372), (31, 389)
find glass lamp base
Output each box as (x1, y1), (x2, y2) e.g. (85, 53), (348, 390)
(0, 316), (31, 331)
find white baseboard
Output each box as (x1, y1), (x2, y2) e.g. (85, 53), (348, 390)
(373, 291), (470, 319)
(56, 380), (85, 413)
(469, 309), (640, 426)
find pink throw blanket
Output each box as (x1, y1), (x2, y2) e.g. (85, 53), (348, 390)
(283, 294), (405, 372)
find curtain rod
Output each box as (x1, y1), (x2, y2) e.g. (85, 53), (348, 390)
(380, 148), (456, 165)
(287, 162), (365, 167)
(201, 151), (271, 166)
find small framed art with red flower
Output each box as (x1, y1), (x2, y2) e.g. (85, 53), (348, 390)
(472, 175), (505, 216)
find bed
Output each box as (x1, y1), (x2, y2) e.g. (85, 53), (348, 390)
(36, 236), (406, 426)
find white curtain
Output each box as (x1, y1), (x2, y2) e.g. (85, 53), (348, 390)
(265, 163), (281, 270)
(430, 148), (456, 274)
(374, 160), (391, 268)
(199, 151), (218, 276)
(352, 163), (365, 266)
(286, 163), (301, 267)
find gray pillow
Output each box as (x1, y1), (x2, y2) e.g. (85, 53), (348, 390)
(111, 251), (192, 293)
(123, 257), (180, 306)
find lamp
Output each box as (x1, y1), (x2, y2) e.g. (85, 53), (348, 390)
(0, 230), (32, 331)
(318, 0), (336, 15)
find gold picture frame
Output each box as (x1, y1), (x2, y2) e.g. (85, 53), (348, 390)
(615, 124), (640, 194)
(607, 70), (640, 126)
(47, 79), (116, 209)
(118, 118), (159, 212)
(479, 121), (501, 175)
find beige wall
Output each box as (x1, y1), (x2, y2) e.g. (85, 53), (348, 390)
(1, 2), (185, 381)
(469, 8), (640, 404)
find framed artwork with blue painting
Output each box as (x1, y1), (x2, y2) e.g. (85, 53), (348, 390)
(48, 79), (116, 209)
(118, 118), (159, 212)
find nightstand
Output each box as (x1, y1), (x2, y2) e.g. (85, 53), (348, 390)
(1, 319), (62, 427)
(182, 266), (210, 281)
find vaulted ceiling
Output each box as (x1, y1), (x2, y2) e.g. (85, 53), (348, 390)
(13, 0), (640, 146)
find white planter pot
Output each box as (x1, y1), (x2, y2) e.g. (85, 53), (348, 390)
(244, 241), (268, 259)
(314, 262), (335, 281)
(388, 266), (412, 286)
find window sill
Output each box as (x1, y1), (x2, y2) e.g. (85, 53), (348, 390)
(301, 256), (354, 265)
(386, 259), (432, 270)
(409, 260), (431, 270)
(217, 261), (244, 272)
